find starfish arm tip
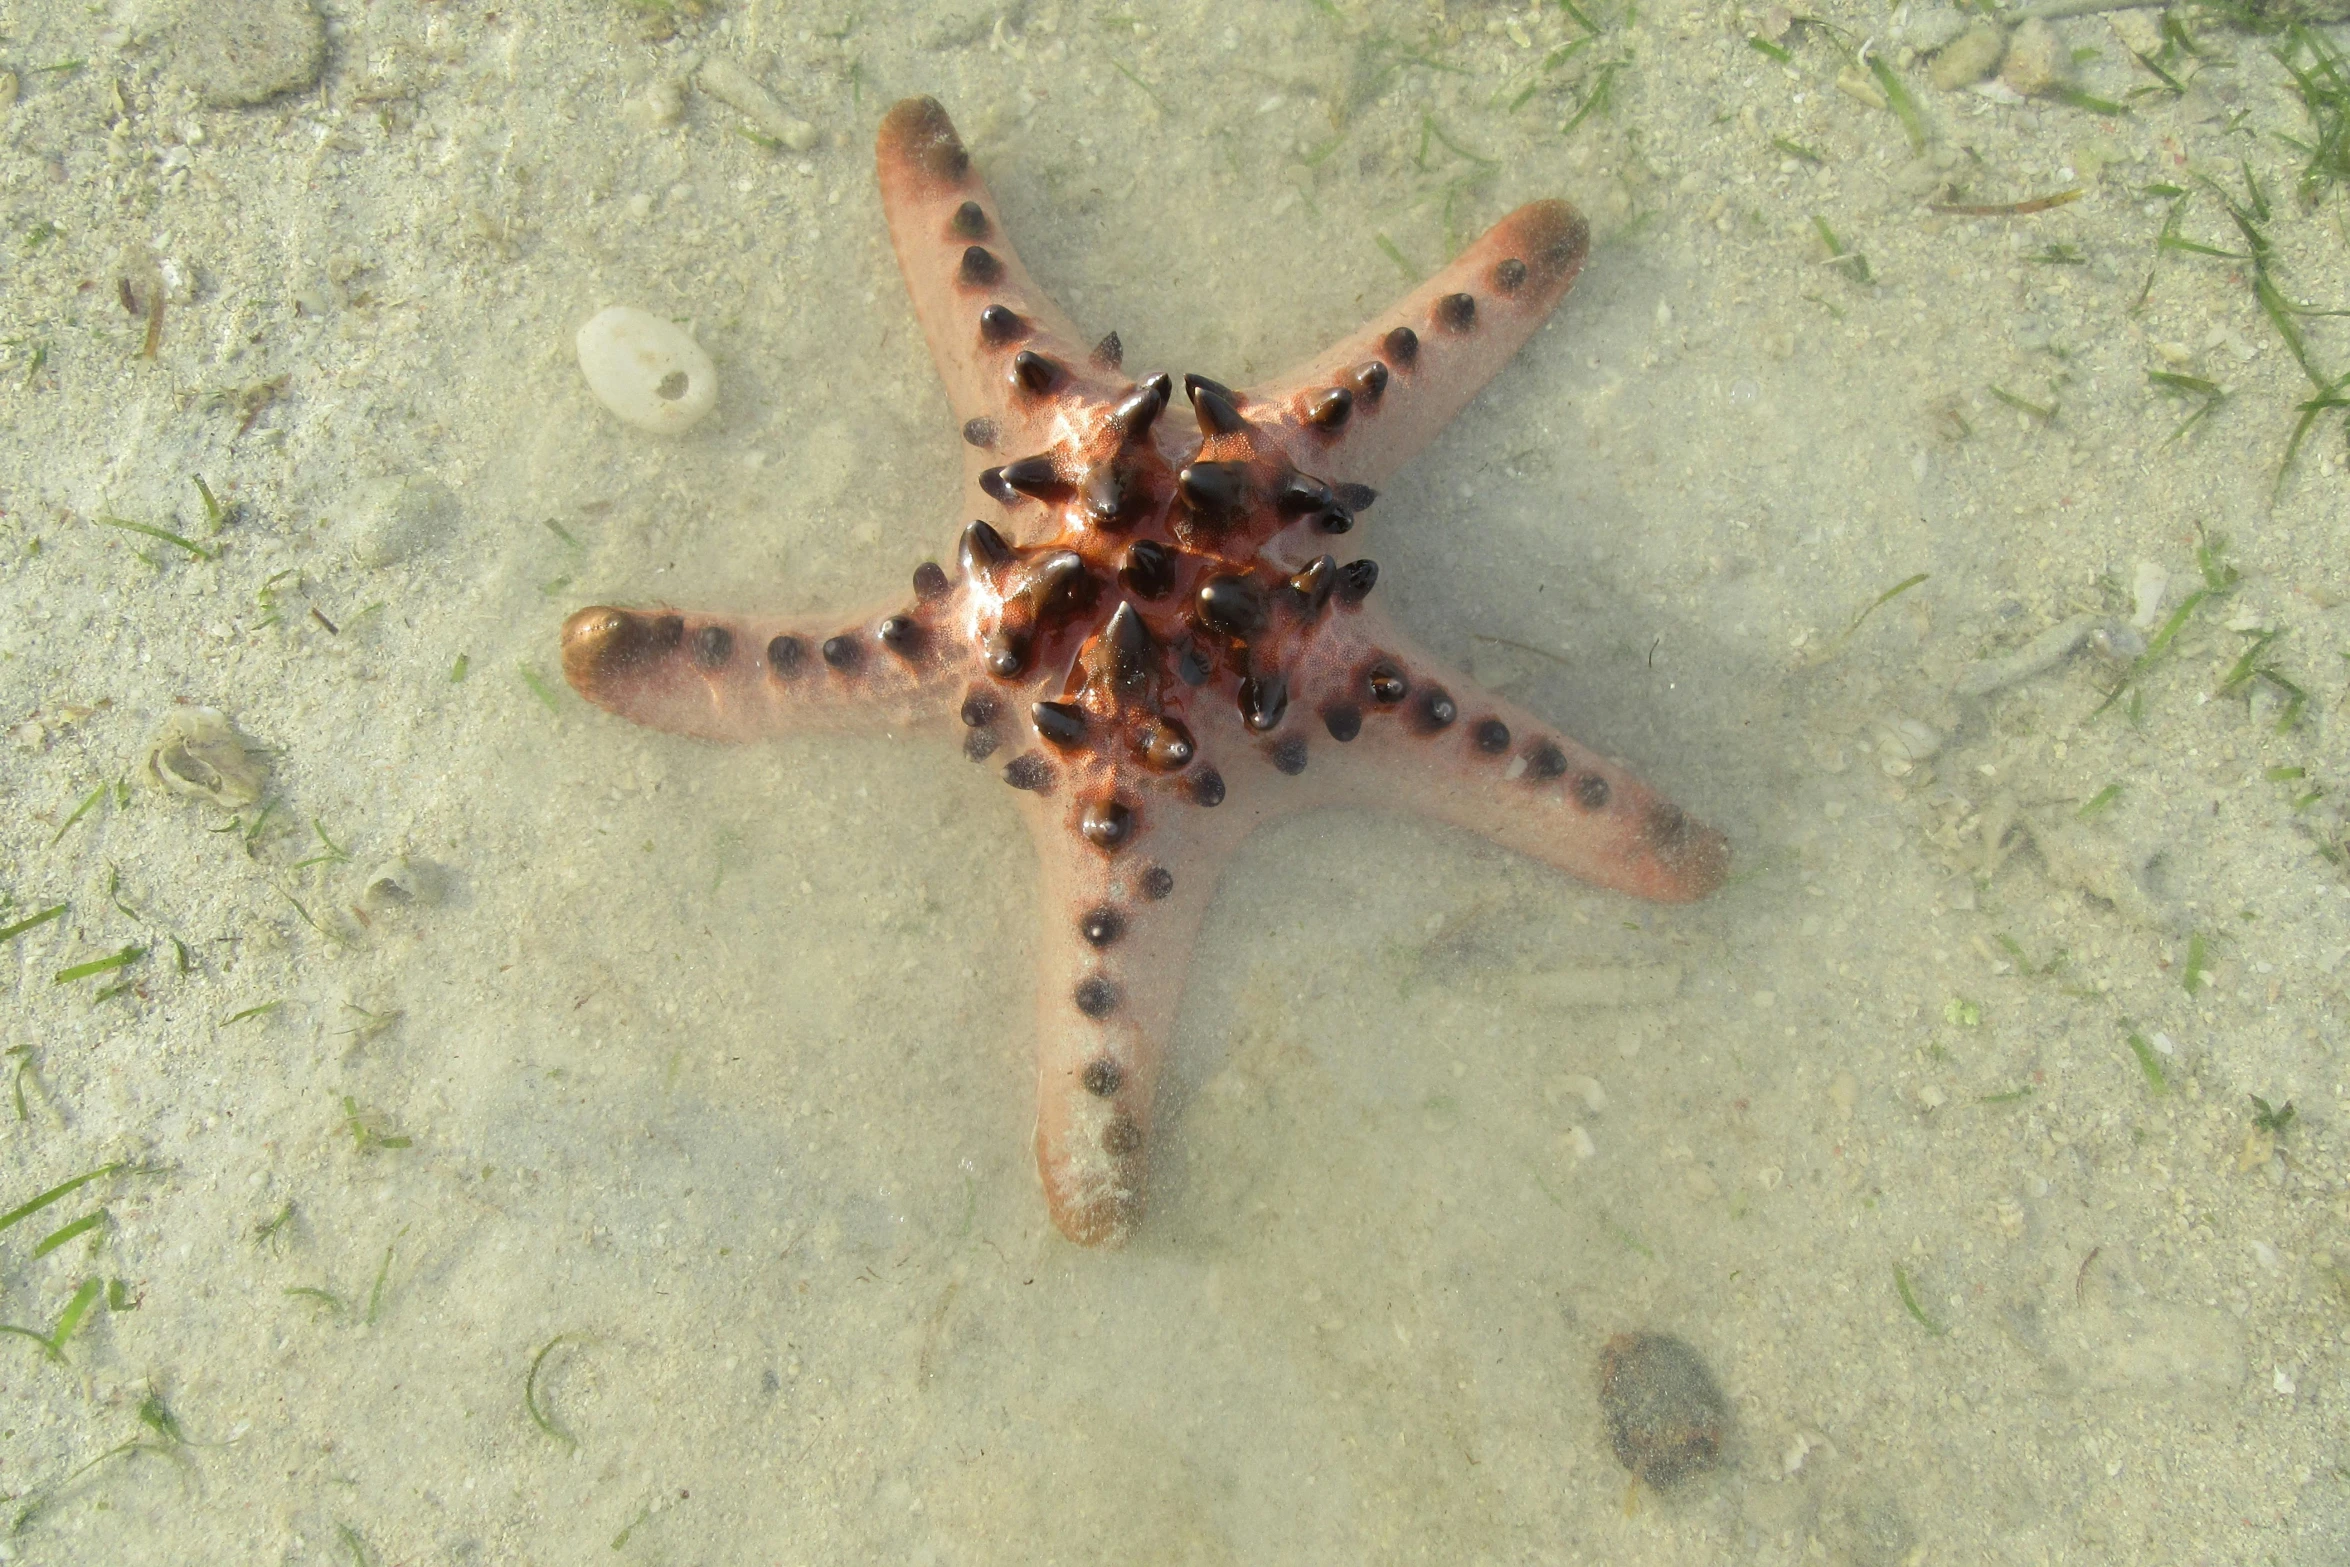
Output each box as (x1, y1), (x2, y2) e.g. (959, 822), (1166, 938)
(1292, 632), (1728, 907)
(1631, 803), (1733, 903)
(875, 96), (971, 192)
(1021, 817), (1231, 1247)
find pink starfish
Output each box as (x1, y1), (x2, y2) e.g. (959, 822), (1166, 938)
(564, 98), (1728, 1247)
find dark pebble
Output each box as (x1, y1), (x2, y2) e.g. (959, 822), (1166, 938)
(1596, 1331), (1729, 1487)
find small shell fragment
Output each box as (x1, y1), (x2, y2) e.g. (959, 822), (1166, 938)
(695, 56), (818, 151)
(363, 854), (447, 909)
(620, 76), (686, 132)
(2131, 562), (2171, 629)
(145, 707), (267, 807)
(1833, 64), (1889, 110)
(1871, 715), (1943, 776)
(2089, 621), (2146, 663)
(576, 305), (718, 434)
(1952, 614), (2110, 698)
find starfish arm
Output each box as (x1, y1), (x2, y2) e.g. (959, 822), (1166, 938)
(1242, 201), (1591, 493)
(561, 598), (968, 743)
(876, 97), (1127, 522)
(1285, 613), (1729, 904)
(1017, 794), (1256, 1247)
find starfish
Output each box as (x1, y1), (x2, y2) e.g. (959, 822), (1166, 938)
(562, 98), (1728, 1247)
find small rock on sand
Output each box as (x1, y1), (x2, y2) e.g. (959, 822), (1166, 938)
(1929, 22), (2006, 91)
(1597, 1331), (1731, 1487)
(2000, 19), (2070, 97)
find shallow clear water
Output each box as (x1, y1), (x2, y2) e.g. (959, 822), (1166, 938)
(3, 0), (2347, 1559)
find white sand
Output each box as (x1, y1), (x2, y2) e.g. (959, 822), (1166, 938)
(2, 0), (2346, 1559)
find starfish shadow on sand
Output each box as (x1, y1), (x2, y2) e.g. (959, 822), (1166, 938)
(563, 97), (1728, 1248)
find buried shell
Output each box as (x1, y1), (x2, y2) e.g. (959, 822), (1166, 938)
(144, 707), (268, 807)
(363, 854), (448, 909)
(1869, 715), (1942, 778)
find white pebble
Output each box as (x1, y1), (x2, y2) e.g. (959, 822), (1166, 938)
(576, 306), (717, 434)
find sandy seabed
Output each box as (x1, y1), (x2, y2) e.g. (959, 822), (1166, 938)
(2, 0), (2348, 1560)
